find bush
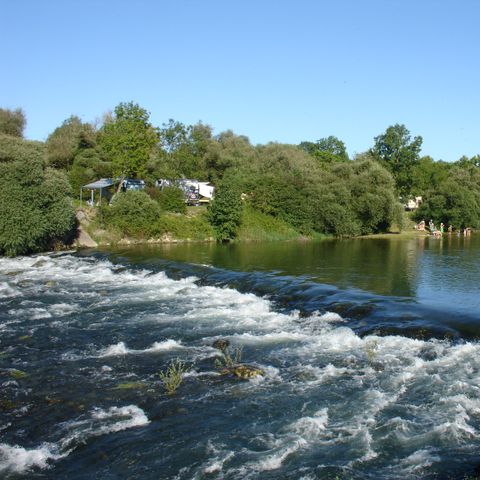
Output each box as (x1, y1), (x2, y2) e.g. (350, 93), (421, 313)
(207, 178), (243, 241)
(0, 136), (76, 256)
(148, 186), (186, 214)
(103, 190), (162, 237)
(159, 211), (213, 239)
(237, 205), (301, 241)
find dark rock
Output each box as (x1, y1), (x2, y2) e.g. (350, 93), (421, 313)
(220, 364), (264, 380)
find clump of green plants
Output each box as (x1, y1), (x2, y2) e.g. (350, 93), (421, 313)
(9, 369), (28, 379)
(158, 358), (189, 395)
(102, 190), (162, 238)
(214, 345), (243, 369)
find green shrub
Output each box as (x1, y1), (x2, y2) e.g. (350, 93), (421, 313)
(149, 186), (186, 214)
(207, 178), (243, 241)
(0, 135), (76, 256)
(158, 211), (214, 240)
(237, 205), (301, 241)
(104, 190), (162, 237)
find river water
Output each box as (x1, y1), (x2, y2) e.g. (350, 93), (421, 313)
(1, 234), (480, 479)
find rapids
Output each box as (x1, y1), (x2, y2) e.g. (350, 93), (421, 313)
(0, 241), (480, 479)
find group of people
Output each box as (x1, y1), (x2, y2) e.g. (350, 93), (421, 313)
(415, 219), (472, 236)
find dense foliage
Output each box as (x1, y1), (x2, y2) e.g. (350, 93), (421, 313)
(415, 166), (480, 229)
(0, 134), (76, 256)
(208, 177), (244, 241)
(370, 124), (423, 197)
(99, 102), (158, 179)
(0, 108), (26, 137)
(149, 186), (186, 214)
(2, 101), (479, 254)
(101, 190), (162, 237)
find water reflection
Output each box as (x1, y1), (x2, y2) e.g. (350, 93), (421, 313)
(105, 233), (480, 315)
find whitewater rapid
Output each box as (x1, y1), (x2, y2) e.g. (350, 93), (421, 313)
(1, 253), (480, 479)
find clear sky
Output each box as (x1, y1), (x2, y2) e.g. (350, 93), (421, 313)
(2, 0), (479, 161)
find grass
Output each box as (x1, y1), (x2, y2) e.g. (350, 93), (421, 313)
(237, 206), (303, 242)
(159, 210), (214, 240)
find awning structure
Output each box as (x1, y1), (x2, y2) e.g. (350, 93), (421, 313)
(80, 178), (118, 206)
(82, 178), (116, 189)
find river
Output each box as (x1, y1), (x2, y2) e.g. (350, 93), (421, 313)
(1, 234), (480, 479)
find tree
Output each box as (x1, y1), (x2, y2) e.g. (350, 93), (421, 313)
(207, 177), (243, 241)
(0, 108), (26, 137)
(371, 124), (423, 196)
(410, 156), (451, 195)
(0, 134), (76, 256)
(204, 130), (256, 181)
(158, 120), (213, 179)
(415, 163), (480, 229)
(299, 135), (349, 164)
(46, 116), (97, 169)
(98, 102), (158, 179)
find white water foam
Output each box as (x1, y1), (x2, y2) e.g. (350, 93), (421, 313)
(0, 405), (149, 475)
(0, 443), (62, 474)
(5, 254), (480, 477)
(98, 339), (183, 357)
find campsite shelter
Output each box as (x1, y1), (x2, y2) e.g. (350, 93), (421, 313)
(80, 178), (118, 206)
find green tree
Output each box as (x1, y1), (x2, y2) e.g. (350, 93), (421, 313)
(0, 134), (76, 256)
(208, 177), (243, 241)
(99, 102), (158, 179)
(204, 130), (256, 181)
(415, 166), (480, 229)
(0, 108), (26, 137)
(46, 115), (97, 169)
(410, 156), (451, 195)
(371, 124), (423, 196)
(69, 148), (112, 197)
(299, 135), (349, 164)
(156, 119), (213, 179)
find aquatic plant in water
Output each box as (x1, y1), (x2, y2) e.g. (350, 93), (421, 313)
(214, 345), (264, 379)
(214, 345), (243, 369)
(158, 359), (189, 395)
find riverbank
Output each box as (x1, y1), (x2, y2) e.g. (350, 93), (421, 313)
(76, 205), (325, 248)
(75, 205), (431, 249)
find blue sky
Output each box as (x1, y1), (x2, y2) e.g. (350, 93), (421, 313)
(2, 0), (479, 161)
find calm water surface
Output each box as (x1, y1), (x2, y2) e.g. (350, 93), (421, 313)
(1, 234), (479, 479)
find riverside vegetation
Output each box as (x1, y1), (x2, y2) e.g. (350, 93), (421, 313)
(1, 104), (479, 256)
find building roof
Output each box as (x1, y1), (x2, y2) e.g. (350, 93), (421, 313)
(82, 178), (117, 189)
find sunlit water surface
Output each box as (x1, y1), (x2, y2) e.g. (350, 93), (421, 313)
(1, 234), (480, 479)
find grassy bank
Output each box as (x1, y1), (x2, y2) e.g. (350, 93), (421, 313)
(77, 203), (329, 247)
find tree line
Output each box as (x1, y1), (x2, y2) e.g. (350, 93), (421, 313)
(0, 103), (479, 255)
